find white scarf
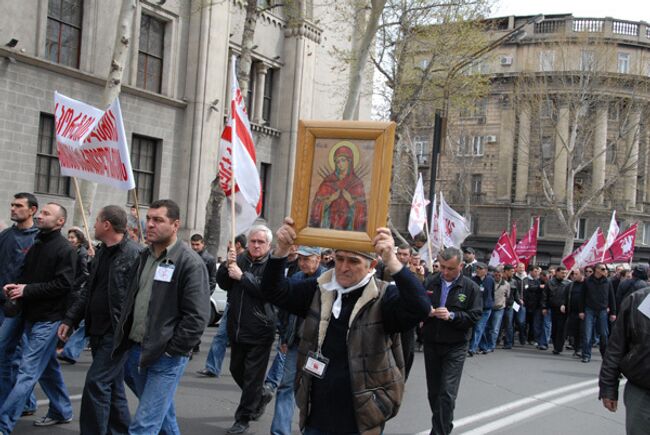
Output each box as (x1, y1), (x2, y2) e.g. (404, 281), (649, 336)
(320, 270), (375, 319)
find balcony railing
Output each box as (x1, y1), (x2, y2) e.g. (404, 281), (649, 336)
(534, 20), (565, 34)
(613, 20), (639, 36)
(572, 18), (604, 33)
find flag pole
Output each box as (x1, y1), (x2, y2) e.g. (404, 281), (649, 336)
(423, 218), (434, 272)
(72, 177), (94, 253)
(229, 58), (237, 258)
(131, 188), (144, 244)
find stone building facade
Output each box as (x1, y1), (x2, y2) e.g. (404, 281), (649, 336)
(0, 0), (372, 254)
(412, 14), (650, 265)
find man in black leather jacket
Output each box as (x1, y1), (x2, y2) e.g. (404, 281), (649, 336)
(615, 264), (648, 309)
(218, 225), (276, 434)
(113, 199), (209, 434)
(59, 205), (141, 435)
(599, 287), (650, 434)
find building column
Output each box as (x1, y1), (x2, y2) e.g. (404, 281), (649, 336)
(592, 105), (608, 205)
(497, 98), (515, 201)
(514, 102), (530, 202)
(253, 63), (269, 124)
(623, 107), (641, 209)
(553, 103), (570, 202)
(643, 127), (650, 202)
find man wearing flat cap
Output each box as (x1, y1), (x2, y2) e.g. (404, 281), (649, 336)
(261, 218), (430, 435)
(462, 247), (478, 277)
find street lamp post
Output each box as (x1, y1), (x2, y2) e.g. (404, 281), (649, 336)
(427, 14), (544, 215)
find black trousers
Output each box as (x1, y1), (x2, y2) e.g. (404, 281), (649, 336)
(229, 341), (273, 422)
(401, 328), (415, 381)
(423, 341), (468, 435)
(565, 313), (582, 350)
(550, 308), (567, 353)
(80, 334), (131, 435)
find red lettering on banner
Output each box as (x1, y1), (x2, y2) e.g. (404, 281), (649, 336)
(57, 142), (128, 181)
(55, 103), (99, 142)
(85, 110), (118, 143)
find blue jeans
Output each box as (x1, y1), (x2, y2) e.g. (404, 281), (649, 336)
(502, 307), (514, 348)
(271, 344), (298, 435)
(60, 320), (88, 361)
(582, 307), (609, 360)
(125, 345), (189, 435)
(205, 304), (228, 375)
(265, 343), (287, 391)
(480, 308), (504, 352)
(0, 316), (38, 413)
(0, 320), (72, 433)
(533, 309), (551, 348)
(469, 309), (491, 353)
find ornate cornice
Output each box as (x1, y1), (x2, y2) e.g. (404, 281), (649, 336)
(284, 19), (322, 43)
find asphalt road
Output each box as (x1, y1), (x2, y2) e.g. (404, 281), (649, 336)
(13, 327), (626, 434)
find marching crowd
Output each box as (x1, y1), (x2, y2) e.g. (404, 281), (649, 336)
(1, 191), (649, 435)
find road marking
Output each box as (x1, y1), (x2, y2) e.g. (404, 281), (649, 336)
(415, 378), (600, 435)
(459, 381), (625, 435)
(36, 394), (82, 406)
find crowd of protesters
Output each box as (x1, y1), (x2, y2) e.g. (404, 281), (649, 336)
(1, 191), (648, 435)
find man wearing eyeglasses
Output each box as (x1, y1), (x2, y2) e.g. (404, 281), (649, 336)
(579, 263), (616, 363)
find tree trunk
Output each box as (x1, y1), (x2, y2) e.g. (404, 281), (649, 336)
(203, 177), (225, 256)
(73, 0), (138, 227)
(202, 0), (259, 254)
(342, 0), (386, 120)
(237, 0), (259, 104)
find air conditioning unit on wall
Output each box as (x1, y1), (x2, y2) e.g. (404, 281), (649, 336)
(500, 55), (513, 66)
(486, 135), (497, 143)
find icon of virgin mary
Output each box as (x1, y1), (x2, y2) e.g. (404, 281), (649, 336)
(309, 141), (368, 231)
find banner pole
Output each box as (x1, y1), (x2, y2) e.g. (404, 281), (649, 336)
(131, 189), (144, 243)
(423, 218), (434, 272)
(72, 177), (94, 253)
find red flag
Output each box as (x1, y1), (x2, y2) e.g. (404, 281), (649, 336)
(602, 224), (637, 263)
(510, 220), (517, 246)
(562, 228), (606, 270)
(515, 217), (539, 262)
(489, 231), (518, 267)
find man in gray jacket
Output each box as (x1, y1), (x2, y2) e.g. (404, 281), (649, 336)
(113, 199), (209, 435)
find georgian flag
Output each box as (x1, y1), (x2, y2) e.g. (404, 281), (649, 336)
(217, 57), (262, 235)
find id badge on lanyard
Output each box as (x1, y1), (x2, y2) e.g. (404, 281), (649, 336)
(303, 350), (329, 379)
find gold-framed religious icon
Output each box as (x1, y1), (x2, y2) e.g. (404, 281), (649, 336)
(290, 120), (396, 252)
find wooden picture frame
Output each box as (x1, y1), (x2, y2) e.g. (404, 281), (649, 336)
(290, 120), (396, 252)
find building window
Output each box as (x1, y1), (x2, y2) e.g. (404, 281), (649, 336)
(137, 14), (165, 93)
(460, 98), (487, 119)
(414, 135), (429, 165)
(46, 0), (83, 68)
(540, 100), (554, 119)
(262, 68), (274, 124)
(35, 113), (70, 196)
(617, 53), (630, 74)
(576, 218), (587, 240)
(541, 136), (554, 163)
(643, 222), (650, 245)
(260, 162), (271, 218)
(130, 135), (158, 205)
(458, 136), (484, 156)
(471, 174), (483, 202)
(540, 50), (555, 71)
(580, 50), (595, 71)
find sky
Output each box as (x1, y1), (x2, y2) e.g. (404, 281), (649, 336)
(490, 0), (650, 23)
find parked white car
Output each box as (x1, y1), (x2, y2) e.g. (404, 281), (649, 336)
(209, 285), (227, 325)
